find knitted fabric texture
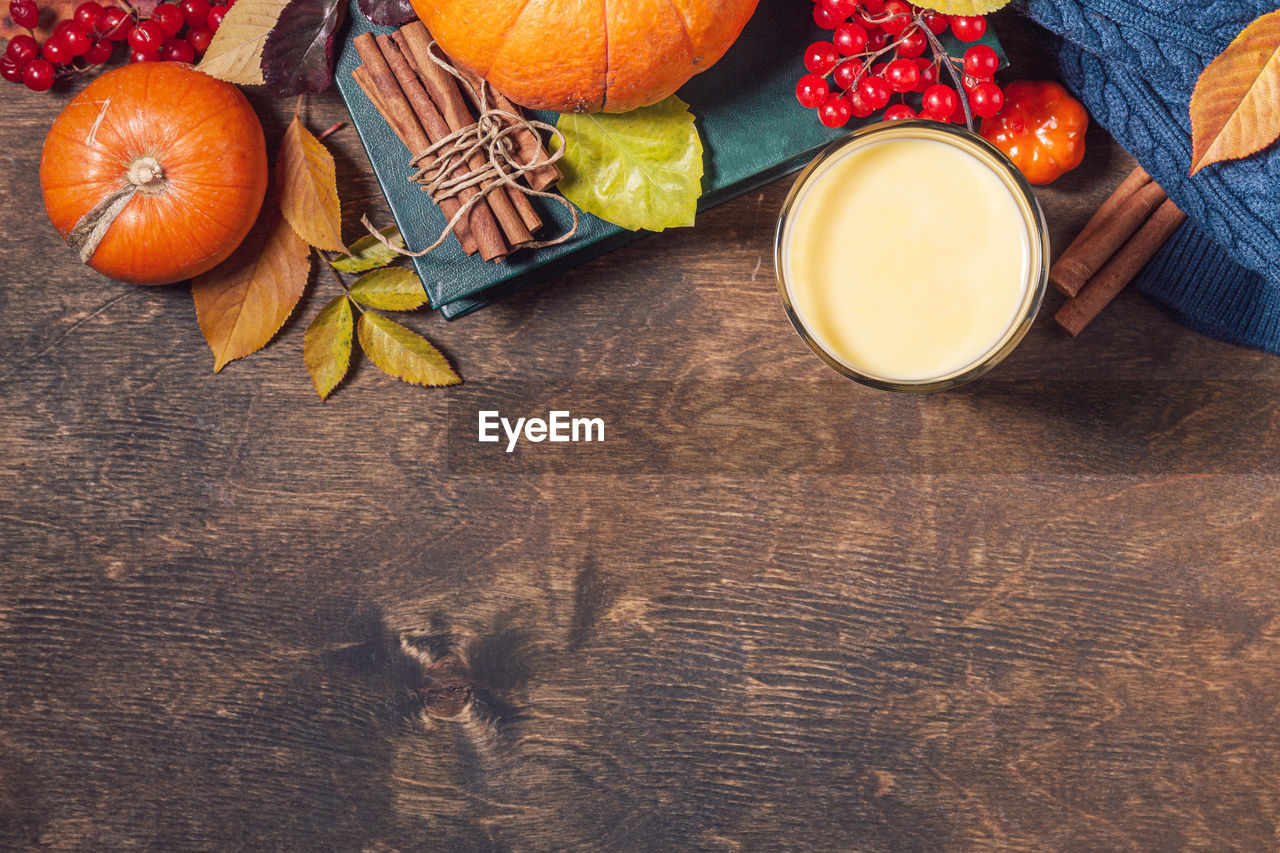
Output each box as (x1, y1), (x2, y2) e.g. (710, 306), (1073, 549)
(1017, 0), (1280, 352)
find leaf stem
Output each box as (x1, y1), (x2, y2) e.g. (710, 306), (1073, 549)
(316, 247), (351, 293)
(315, 249), (367, 316)
(316, 121), (346, 141)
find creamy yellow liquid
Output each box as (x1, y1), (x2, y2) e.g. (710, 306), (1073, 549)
(785, 136), (1030, 382)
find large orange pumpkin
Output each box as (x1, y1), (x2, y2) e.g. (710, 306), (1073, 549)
(41, 62), (268, 285)
(412, 0), (761, 113)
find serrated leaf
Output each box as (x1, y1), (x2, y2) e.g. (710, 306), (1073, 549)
(303, 294), (353, 400)
(261, 0), (347, 96)
(1189, 10), (1280, 175)
(192, 198), (310, 372)
(279, 114), (345, 251)
(357, 312), (460, 387)
(356, 0), (415, 26)
(911, 0), (1008, 15)
(349, 268), (428, 311)
(552, 95), (703, 232)
(332, 226), (405, 273)
(198, 0), (290, 85)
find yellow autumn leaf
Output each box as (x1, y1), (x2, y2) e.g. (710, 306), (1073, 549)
(1189, 9), (1280, 175)
(348, 268), (428, 311)
(331, 226), (405, 273)
(192, 198), (311, 372)
(910, 0), (1009, 16)
(278, 114), (345, 252)
(303, 294), (353, 400)
(356, 312), (461, 387)
(198, 0), (290, 85)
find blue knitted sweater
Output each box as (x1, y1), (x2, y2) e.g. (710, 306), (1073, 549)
(1018, 0), (1280, 351)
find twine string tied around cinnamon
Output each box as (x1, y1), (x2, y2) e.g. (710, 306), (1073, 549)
(361, 42), (578, 257)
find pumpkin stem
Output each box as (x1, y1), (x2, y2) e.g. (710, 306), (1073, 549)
(67, 154), (167, 265)
(126, 155), (166, 194)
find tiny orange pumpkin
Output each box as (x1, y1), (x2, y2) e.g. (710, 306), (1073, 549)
(41, 62), (269, 285)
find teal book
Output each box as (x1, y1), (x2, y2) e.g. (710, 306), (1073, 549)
(332, 0), (1001, 318)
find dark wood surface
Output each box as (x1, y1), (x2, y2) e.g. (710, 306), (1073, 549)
(4, 14), (1280, 852)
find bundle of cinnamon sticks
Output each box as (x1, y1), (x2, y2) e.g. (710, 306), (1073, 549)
(1051, 166), (1186, 336)
(351, 23), (561, 263)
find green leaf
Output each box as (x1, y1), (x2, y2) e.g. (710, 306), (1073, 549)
(356, 312), (461, 387)
(331, 226), (406, 273)
(551, 95), (703, 232)
(303, 294), (353, 400)
(348, 268), (428, 311)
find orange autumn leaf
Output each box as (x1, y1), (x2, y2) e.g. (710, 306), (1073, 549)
(192, 198), (311, 372)
(1189, 9), (1280, 175)
(278, 114), (345, 251)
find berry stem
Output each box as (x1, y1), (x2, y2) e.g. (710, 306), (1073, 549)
(916, 11), (974, 131)
(850, 38), (903, 79)
(864, 10), (913, 26)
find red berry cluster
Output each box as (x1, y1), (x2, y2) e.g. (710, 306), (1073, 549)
(797, 0), (1005, 128)
(2, 0), (232, 92)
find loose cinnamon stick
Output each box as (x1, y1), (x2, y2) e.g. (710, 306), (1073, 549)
(1049, 178), (1168, 296)
(351, 37), (484, 257)
(397, 23), (539, 244)
(1055, 198), (1187, 336)
(1050, 166), (1151, 297)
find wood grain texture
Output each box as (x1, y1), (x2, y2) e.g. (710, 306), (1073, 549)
(4, 14), (1280, 851)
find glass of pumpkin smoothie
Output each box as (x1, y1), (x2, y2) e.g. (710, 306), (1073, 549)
(775, 120), (1048, 392)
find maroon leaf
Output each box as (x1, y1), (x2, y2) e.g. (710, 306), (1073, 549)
(261, 0), (348, 97)
(357, 0), (415, 27)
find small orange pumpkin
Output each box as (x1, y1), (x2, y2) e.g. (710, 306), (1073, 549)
(412, 0), (761, 113)
(41, 62), (268, 285)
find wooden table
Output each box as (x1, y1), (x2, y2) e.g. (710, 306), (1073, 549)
(4, 14), (1280, 851)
